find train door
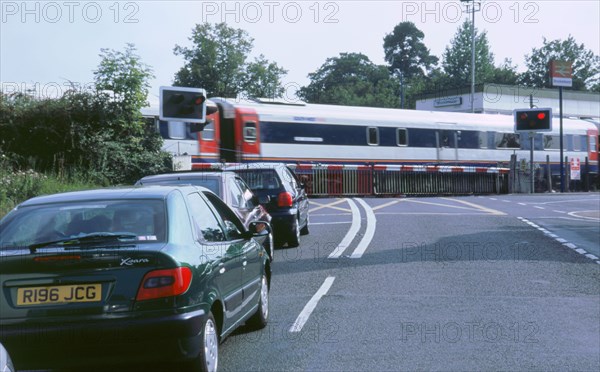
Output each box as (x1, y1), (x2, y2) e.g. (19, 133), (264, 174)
(219, 111), (238, 163)
(234, 108), (261, 162)
(436, 128), (458, 163)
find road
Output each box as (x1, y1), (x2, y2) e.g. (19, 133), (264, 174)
(219, 193), (600, 371)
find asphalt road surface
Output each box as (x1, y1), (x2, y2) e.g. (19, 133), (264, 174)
(220, 193), (600, 371)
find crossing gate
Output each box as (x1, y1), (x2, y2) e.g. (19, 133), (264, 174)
(190, 162), (510, 196)
(288, 164), (509, 196)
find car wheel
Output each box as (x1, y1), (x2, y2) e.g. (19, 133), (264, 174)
(300, 215), (309, 235)
(247, 274), (269, 329)
(287, 217), (301, 247)
(186, 312), (219, 372)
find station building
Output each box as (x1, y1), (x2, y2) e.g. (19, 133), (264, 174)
(415, 83), (600, 121)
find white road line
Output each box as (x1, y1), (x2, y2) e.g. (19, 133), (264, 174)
(350, 199), (377, 259)
(518, 218), (598, 264)
(518, 203), (527, 206)
(328, 199), (360, 259)
(311, 221), (352, 225)
(553, 210), (567, 214)
(289, 276), (335, 333)
(534, 206), (545, 210)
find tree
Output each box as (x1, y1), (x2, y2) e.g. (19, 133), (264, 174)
(518, 35), (600, 91)
(0, 45), (171, 185)
(94, 43), (154, 111)
(383, 21), (438, 80)
(243, 54), (288, 98)
(441, 20), (496, 89)
(298, 53), (399, 108)
(173, 23), (287, 98)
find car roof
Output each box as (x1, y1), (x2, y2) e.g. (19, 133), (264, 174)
(138, 171), (235, 184)
(16, 185), (208, 207)
(224, 162), (287, 171)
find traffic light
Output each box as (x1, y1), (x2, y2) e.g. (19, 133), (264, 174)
(513, 108), (552, 132)
(160, 86), (207, 123)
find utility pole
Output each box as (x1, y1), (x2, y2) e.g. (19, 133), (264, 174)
(461, 0), (480, 113)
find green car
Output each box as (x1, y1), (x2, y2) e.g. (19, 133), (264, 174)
(0, 186), (271, 372)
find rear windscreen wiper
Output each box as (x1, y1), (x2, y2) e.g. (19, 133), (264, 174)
(29, 233), (138, 253)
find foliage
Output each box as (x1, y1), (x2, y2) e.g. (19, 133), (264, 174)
(94, 43), (154, 111)
(441, 20), (496, 89)
(0, 44), (172, 187)
(383, 21), (438, 80)
(298, 53), (400, 108)
(173, 23), (287, 98)
(518, 35), (600, 91)
(243, 54), (288, 98)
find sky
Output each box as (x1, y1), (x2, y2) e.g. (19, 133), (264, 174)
(1, 0), (599, 106)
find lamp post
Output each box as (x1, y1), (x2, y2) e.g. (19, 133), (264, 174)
(461, 0), (480, 113)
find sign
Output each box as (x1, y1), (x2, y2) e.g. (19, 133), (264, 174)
(549, 60), (573, 87)
(434, 97), (462, 107)
(513, 108), (553, 132)
(570, 157), (581, 180)
(159, 86), (207, 123)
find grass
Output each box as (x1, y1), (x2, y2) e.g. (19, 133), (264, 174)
(0, 161), (104, 218)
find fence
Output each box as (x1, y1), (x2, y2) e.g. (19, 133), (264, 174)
(289, 164), (509, 197)
(191, 162), (509, 196)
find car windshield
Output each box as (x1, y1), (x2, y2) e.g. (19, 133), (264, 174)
(0, 199), (167, 250)
(234, 169), (281, 190)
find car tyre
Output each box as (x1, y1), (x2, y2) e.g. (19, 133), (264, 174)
(247, 274), (269, 329)
(300, 215), (309, 235)
(287, 217), (301, 247)
(186, 311), (219, 372)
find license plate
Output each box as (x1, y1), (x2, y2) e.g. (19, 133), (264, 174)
(16, 284), (102, 306)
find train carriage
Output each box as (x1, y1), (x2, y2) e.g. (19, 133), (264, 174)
(143, 97), (599, 186)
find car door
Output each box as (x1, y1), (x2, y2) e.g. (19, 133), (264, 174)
(186, 192), (245, 328)
(202, 191), (263, 318)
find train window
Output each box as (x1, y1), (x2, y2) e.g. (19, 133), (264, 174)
(456, 131), (480, 149)
(244, 122), (257, 142)
(495, 133), (520, 149)
(396, 129), (408, 146)
(543, 135), (560, 150)
(572, 135), (582, 151)
(579, 136), (588, 152)
(588, 136), (596, 152)
(167, 121), (187, 140)
(367, 127), (379, 145)
(478, 132), (487, 149)
(202, 120), (215, 141)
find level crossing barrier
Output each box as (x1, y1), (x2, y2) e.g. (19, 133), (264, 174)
(190, 162), (509, 196)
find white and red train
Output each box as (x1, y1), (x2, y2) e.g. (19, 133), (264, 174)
(142, 97), (599, 182)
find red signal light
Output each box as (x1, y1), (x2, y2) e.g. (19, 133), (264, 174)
(520, 113), (528, 120)
(537, 112), (546, 120)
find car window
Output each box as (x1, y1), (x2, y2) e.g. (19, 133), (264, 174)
(186, 192), (226, 242)
(235, 169), (281, 190)
(235, 178), (256, 208)
(227, 177), (244, 208)
(284, 168), (298, 189)
(202, 192), (246, 240)
(0, 200), (166, 248)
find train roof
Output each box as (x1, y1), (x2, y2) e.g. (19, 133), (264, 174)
(211, 97), (596, 135)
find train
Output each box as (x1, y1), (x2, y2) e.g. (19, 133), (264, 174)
(141, 97), (599, 186)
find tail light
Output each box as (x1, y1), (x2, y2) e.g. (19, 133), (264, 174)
(277, 192), (293, 207)
(136, 267), (192, 301)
